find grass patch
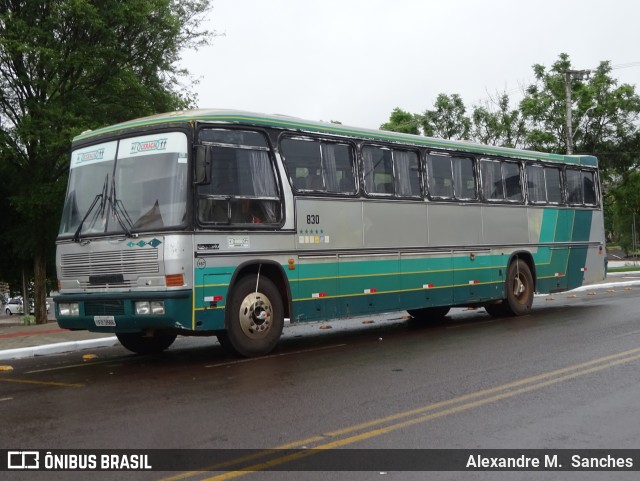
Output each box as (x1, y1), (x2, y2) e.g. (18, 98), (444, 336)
(608, 266), (640, 273)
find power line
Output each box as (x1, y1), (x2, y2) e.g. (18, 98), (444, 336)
(610, 61), (640, 70)
(472, 61), (640, 107)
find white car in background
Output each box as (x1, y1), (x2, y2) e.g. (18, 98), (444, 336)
(4, 297), (50, 316)
(5, 298), (24, 315)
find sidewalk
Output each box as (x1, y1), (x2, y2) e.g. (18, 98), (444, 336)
(0, 319), (117, 361)
(1, 271), (639, 361)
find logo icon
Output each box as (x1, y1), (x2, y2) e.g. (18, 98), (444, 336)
(8, 451), (39, 469)
(130, 138), (168, 154)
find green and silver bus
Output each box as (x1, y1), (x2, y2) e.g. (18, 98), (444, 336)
(55, 109), (606, 357)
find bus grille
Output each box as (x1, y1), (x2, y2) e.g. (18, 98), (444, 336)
(84, 300), (125, 316)
(60, 250), (160, 278)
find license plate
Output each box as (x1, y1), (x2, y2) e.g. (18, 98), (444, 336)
(94, 316), (116, 327)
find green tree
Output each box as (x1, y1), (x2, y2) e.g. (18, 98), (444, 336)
(519, 55), (572, 153)
(578, 61), (640, 175)
(471, 93), (526, 148)
(380, 107), (420, 135)
(611, 171), (640, 254)
(520, 53), (640, 167)
(0, 0), (213, 323)
(420, 93), (471, 140)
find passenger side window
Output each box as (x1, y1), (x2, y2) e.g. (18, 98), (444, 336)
(566, 169), (582, 204)
(526, 164), (564, 204)
(503, 162), (523, 201)
(582, 171), (597, 205)
(454, 156), (476, 200)
(480, 159), (523, 202)
(394, 150), (421, 197)
(566, 168), (597, 206)
(363, 146), (394, 195)
(526, 165), (546, 203)
(196, 129), (281, 225)
(545, 167), (563, 204)
(427, 153), (476, 200)
(280, 137), (356, 194)
(362, 146), (421, 197)
(480, 160), (503, 200)
(427, 153), (454, 198)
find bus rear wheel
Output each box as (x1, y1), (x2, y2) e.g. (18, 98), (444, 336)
(225, 274), (284, 357)
(485, 259), (534, 317)
(116, 330), (177, 355)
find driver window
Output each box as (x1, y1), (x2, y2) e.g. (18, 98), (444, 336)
(197, 129), (281, 225)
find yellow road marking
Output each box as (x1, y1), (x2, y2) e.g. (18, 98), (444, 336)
(157, 346), (640, 481)
(27, 358), (125, 373)
(0, 377), (84, 388)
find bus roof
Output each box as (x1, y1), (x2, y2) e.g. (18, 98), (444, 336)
(73, 108), (598, 167)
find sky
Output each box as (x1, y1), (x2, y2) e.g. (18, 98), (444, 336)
(180, 0), (640, 130)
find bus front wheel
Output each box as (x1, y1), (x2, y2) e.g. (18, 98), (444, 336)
(225, 274), (284, 357)
(485, 259), (534, 317)
(116, 330), (177, 355)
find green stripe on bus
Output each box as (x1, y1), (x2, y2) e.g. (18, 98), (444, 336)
(75, 111), (598, 165)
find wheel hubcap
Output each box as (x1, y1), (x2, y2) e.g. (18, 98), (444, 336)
(513, 275), (527, 301)
(238, 292), (273, 339)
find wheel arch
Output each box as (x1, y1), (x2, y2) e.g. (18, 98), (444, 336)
(225, 260), (292, 328)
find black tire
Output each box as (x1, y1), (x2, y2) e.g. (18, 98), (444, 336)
(407, 306), (450, 321)
(214, 330), (232, 352)
(225, 275), (284, 357)
(485, 259), (534, 317)
(6, 308), (11, 316)
(484, 302), (511, 317)
(116, 331), (177, 355)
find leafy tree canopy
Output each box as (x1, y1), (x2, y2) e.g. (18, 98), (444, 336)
(520, 53), (640, 173)
(381, 53), (640, 169)
(379, 107), (420, 135)
(472, 93), (525, 148)
(0, 0), (213, 322)
(420, 93), (471, 140)
(610, 171), (640, 253)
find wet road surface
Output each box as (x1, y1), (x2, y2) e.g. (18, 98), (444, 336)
(2, 287), (640, 480)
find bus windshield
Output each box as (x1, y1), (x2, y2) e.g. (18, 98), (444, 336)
(58, 132), (188, 238)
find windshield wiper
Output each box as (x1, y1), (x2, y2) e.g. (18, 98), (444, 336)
(72, 175), (109, 243)
(108, 182), (135, 237)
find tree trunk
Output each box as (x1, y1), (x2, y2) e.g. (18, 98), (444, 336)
(21, 268), (29, 317)
(34, 251), (48, 324)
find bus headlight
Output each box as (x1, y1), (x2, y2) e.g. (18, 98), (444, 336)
(59, 303), (80, 316)
(135, 301), (165, 315)
(151, 301), (165, 315)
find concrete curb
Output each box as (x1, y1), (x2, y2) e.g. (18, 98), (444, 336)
(0, 336), (118, 361)
(533, 278), (640, 297)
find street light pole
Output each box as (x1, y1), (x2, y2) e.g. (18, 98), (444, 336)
(563, 69), (592, 155)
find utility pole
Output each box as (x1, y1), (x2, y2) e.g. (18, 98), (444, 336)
(563, 69), (591, 155)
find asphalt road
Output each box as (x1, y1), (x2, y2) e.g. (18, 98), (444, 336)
(2, 287), (640, 481)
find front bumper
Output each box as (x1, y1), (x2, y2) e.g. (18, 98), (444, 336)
(54, 290), (192, 333)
